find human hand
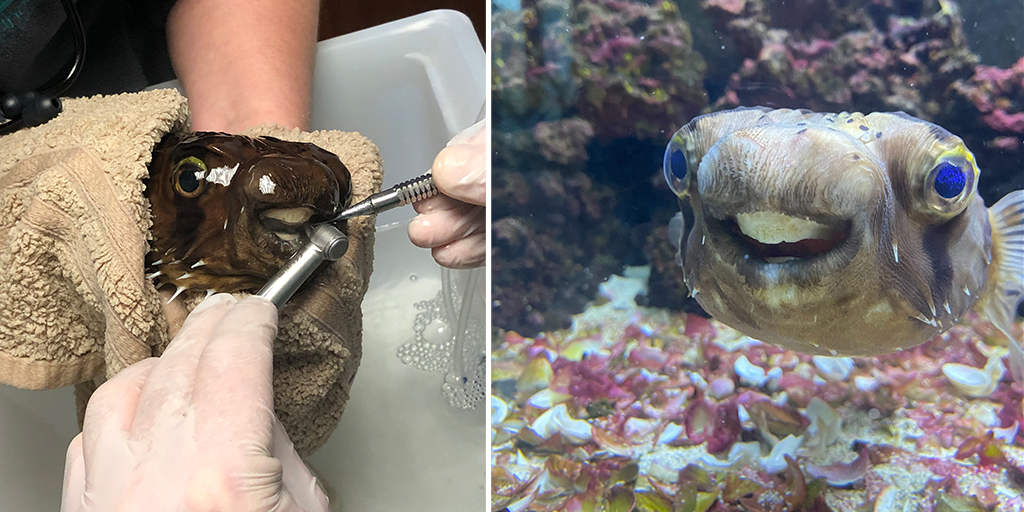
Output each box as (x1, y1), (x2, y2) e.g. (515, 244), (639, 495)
(60, 294), (328, 512)
(408, 119), (487, 269)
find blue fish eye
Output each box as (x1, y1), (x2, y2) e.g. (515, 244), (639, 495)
(663, 145), (687, 185)
(932, 161), (966, 199)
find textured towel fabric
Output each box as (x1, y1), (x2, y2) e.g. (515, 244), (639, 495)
(0, 89), (382, 455)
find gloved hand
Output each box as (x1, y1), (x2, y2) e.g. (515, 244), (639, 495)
(60, 294), (328, 512)
(408, 119), (487, 269)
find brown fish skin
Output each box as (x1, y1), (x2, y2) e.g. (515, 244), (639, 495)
(665, 107), (1019, 358)
(145, 132), (352, 295)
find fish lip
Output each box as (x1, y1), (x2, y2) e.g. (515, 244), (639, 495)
(703, 209), (860, 280)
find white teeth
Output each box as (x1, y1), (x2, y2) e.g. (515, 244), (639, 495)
(275, 232), (300, 241)
(262, 207), (313, 226)
(735, 212), (834, 244)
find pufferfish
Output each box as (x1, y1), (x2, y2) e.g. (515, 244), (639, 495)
(663, 107), (1024, 377)
(144, 132), (353, 301)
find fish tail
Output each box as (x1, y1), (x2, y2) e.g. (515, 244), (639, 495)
(982, 189), (1024, 380)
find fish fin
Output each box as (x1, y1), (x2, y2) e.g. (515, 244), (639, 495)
(981, 190), (1024, 380)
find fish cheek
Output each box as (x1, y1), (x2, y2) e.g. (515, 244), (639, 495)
(170, 194), (206, 251)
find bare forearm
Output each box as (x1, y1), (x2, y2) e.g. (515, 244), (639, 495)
(167, 0), (319, 132)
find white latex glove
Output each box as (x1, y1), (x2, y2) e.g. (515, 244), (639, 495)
(61, 294), (328, 512)
(408, 119), (487, 269)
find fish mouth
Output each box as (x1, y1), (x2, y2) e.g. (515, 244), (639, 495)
(702, 209), (857, 280)
(731, 211), (849, 264)
(260, 207), (314, 242)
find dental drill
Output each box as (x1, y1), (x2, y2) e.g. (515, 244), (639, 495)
(256, 173), (438, 308)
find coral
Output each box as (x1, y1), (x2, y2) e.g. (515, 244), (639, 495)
(703, 0), (978, 118)
(492, 0), (709, 140)
(571, 0), (709, 139)
(491, 169), (632, 336)
(944, 56), (1024, 199)
(491, 271), (1024, 512)
(532, 117), (595, 165)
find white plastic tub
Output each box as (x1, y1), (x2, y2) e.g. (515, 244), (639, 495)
(0, 10), (485, 511)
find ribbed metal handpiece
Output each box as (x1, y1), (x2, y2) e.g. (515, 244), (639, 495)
(326, 173), (438, 223)
(394, 174), (437, 204)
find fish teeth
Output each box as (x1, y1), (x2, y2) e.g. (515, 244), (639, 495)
(262, 207), (314, 226)
(178, 273), (192, 280)
(943, 301), (951, 315)
(892, 241), (899, 263)
(735, 212), (834, 244)
(963, 286), (971, 297)
(205, 289), (215, 299)
(151, 259), (164, 266)
(191, 260), (206, 269)
(146, 271), (162, 279)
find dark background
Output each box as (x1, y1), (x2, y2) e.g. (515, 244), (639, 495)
(318, 0), (486, 44)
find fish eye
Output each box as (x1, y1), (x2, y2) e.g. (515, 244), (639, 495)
(932, 162), (965, 198)
(663, 134), (687, 195)
(921, 151), (975, 216)
(173, 156), (207, 198)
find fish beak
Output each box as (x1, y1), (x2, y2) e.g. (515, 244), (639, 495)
(260, 207), (314, 241)
(733, 212), (848, 263)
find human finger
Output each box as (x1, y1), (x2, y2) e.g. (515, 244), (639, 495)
(408, 202), (484, 249)
(59, 434), (85, 512)
(273, 416), (329, 512)
(191, 295), (279, 441)
(431, 142), (486, 206)
(129, 294), (237, 436)
(83, 357), (159, 443)
(431, 231), (486, 269)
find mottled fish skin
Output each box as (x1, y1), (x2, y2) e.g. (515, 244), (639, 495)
(145, 132), (353, 295)
(664, 107), (1023, 359)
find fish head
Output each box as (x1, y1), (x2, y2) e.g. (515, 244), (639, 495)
(146, 132), (353, 293)
(665, 108), (990, 356)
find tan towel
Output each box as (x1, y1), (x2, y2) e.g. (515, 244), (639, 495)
(0, 89), (382, 455)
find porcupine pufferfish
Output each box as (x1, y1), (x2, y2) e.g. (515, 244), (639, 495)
(144, 132), (353, 302)
(663, 107), (1024, 378)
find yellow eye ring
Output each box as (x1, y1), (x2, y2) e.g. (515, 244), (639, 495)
(173, 156), (207, 198)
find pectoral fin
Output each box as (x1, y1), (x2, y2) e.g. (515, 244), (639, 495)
(979, 190), (1024, 380)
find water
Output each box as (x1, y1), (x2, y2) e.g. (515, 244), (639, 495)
(490, 0), (1024, 510)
